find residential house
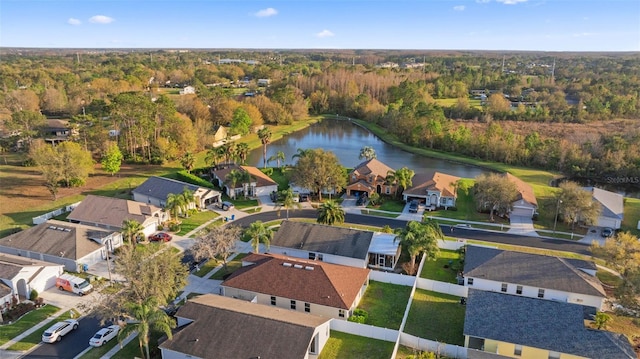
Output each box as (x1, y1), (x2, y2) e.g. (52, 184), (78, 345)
(464, 289), (636, 359)
(346, 158), (396, 197)
(68, 195), (165, 238)
(0, 253), (64, 306)
(0, 219), (122, 272)
(504, 173), (538, 218)
(257, 78), (270, 87)
(178, 86), (195, 95)
(584, 187), (624, 229)
(159, 294), (331, 359)
(462, 245), (606, 310)
(132, 176), (221, 209)
(43, 119), (77, 145)
(212, 126), (228, 143)
(403, 171), (461, 210)
(221, 253), (370, 320)
(269, 221), (400, 271)
(210, 163), (278, 199)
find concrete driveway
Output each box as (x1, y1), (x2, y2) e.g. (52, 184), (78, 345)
(507, 215), (538, 237)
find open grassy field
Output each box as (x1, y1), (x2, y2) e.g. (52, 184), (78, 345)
(433, 97), (483, 109)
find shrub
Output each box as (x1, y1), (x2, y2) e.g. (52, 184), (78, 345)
(263, 168), (273, 176)
(169, 222), (181, 232)
(352, 308), (369, 319)
(29, 289), (38, 301)
(348, 315), (366, 324)
(448, 206), (458, 211)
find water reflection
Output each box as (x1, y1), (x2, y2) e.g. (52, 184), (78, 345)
(247, 119), (490, 179)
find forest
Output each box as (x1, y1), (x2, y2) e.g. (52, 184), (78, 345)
(0, 48), (638, 189)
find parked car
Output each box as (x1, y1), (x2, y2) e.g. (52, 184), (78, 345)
(408, 200), (419, 213)
(149, 232), (172, 242)
(356, 196), (367, 206)
(299, 194), (309, 202)
(89, 325), (120, 347)
(56, 274), (93, 296)
(601, 227), (614, 238)
(42, 319), (79, 343)
(221, 201), (234, 211)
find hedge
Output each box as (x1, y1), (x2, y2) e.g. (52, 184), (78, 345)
(175, 170), (215, 189)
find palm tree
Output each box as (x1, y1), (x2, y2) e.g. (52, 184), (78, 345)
(268, 150), (286, 169)
(220, 142), (236, 164)
(225, 169), (245, 199)
(394, 167), (415, 199)
(235, 142), (250, 165)
(257, 127), (272, 169)
(181, 187), (195, 215)
(243, 221), (273, 253)
(291, 148), (312, 161)
(205, 146), (224, 168)
(275, 188), (302, 219)
(316, 200), (345, 226)
(385, 170), (398, 197)
(166, 192), (186, 219)
(122, 219), (144, 246)
(358, 146), (377, 161)
(393, 219), (443, 275)
(117, 296), (175, 359)
(180, 152), (195, 173)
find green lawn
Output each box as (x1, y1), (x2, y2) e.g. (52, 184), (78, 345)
(622, 197), (640, 236)
(368, 198), (406, 212)
(420, 249), (462, 283)
(318, 330), (395, 359)
(175, 210), (220, 236)
(358, 281), (412, 330)
(7, 308), (80, 351)
(193, 257), (221, 277)
(79, 337), (121, 359)
(0, 304), (60, 346)
(404, 289), (465, 346)
(209, 253), (249, 280)
(359, 209), (400, 218)
(434, 98), (483, 110)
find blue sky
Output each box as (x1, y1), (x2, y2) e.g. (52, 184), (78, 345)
(2, 0), (639, 51)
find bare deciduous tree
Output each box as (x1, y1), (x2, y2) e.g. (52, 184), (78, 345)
(191, 225), (242, 270)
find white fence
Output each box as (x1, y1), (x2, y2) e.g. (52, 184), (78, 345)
(330, 319), (399, 343)
(399, 332), (467, 359)
(32, 201), (81, 225)
(416, 278), (469, 298)
(370, 270), (416, 287)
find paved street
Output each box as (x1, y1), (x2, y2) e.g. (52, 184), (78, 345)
(23, 316), (100, 359)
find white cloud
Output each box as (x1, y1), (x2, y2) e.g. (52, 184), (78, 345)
(89, 15), (114, 24)
(453, 5), (466, 11)
(254, 8), (278, 17)
(476, 0), (491, 3)
(67, 18), (81, 25)
(316, 29), (335, 38)
(496, 0), (528, 4)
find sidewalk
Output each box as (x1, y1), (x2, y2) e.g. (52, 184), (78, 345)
(0, 306), (68, 351)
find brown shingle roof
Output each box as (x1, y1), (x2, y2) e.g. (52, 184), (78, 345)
(0, 220), (111, 260)
(223, 253), (370, 310)
(504, 173), (537, 206)
(68, 195), (160, 229)
(351, 158), (394, 179)
(241, 165), (278, 187)
(160, 295), (330, 359)
(403, 171), (461, 197)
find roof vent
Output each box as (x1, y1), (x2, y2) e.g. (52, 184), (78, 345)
(282, 262), (292, 267)
(293, 264), (303, 269)
(64, 228), (71, 232)
(57, 227), (65, 231)
(304, 266), (314, 271)
(48, 226), (57, 230)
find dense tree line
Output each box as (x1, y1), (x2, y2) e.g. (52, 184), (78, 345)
(1, 50), (638, 184)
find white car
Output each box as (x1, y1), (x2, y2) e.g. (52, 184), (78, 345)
(89, 324), (120, 347)
(42, 319), (79, 343)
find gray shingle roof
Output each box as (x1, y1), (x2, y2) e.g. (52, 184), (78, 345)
(463, 246), (606, 297)
(160, 294), (330, 359)
(0, 220), (110, 260)
(68, 195), (160, 229)
(585, 187), (624, 220)
(464, 289), (636, 359)
(271, 221), (374, 260)
(133, 176), (199, 201)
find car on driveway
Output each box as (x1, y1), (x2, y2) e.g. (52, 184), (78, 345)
(89, 325), (120, 347)
(149, 232), (172, 242)
(42, 319), (79, 343)
(408, 200), (419, 213)
(601, 227), (614, 238)
(221, 201), (234, 211)
(356, 196), (367, 206)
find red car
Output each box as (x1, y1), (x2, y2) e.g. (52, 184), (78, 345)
(149, 232), (172, 242)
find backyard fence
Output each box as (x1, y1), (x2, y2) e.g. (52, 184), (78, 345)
(330, 319), (399, 343)
(370, 270), (416, 287)
(32, 201), (81, 225)
(416, 278), (468, 298)
(399, 332), (468, 359)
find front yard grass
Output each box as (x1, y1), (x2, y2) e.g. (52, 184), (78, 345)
(193, 258), (221, 277)
(359, 209), (399, 218)
(404, 289), (465, 346)
(0, 304), (60, 346)
(79, 337), (121, 359)
(420, 249), (462, 283)
(358, 281), (412, 330)
(318, 330), (395, 359)
(175, 210), (220, 236)
(209, 253), (248, 280)
(7, 308), (80, 351)
(368, 199), (406, 213)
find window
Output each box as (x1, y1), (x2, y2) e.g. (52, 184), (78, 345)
(516, 286), (523, 295)
(308, 252), (316, 260)
(317, 254), (323, 261)
(270, 296), (276, 306)
(548, 352), (560, 359)
(290, 300), (296, 310)
(501, 283), (508, 292)
(305, 302), (310, 313)
(385, 187), (390, 194)
(514, 345), (522, 356)
(338, 309), (345, 318)
(467, 278), (474, 286)
(538, 289), (545, 298)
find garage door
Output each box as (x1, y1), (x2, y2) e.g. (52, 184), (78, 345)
(511, 207), (533, 217)
(597, 217), (620, 229)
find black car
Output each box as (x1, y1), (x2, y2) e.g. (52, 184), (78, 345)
(408, 200), (419, 213)
(601, 227), (614, 238)
(356, 196), (367, 206)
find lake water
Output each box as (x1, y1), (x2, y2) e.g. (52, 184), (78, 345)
(247, 119), (490, 179)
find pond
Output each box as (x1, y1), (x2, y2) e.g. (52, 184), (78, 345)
(247, 119), (490, 179)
